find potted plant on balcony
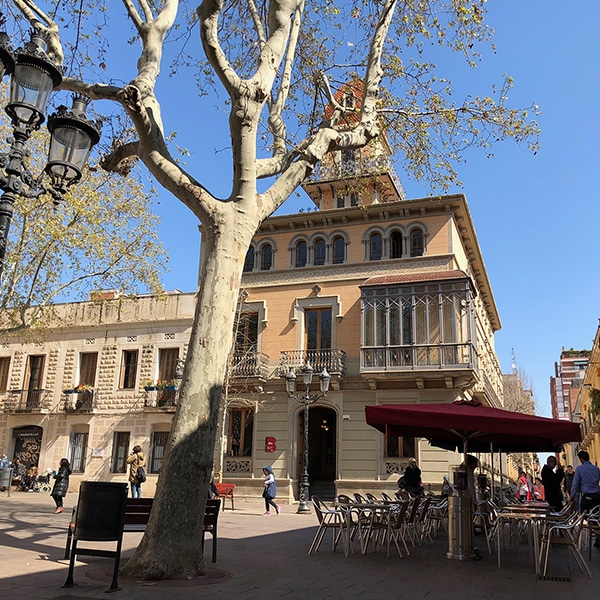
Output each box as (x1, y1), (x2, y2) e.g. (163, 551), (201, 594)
(143, 380), (158, 392)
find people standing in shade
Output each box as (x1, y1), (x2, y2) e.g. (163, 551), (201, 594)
(51, 458), (71, 514)
(441, 475), (453, 499)
(516, 471), (532, 501)
(403, 457), (423, 496)
(541, 456), (564, 511)
(571, 450), (600, 513)
(126, 445), (147, 498)
(563, 465), (575, 499)
(462, 454), (479, 508)
(532, 477), (545, 501)
(262, 465), (279, 516)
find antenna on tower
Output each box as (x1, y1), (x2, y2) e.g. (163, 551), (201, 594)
(511, 348), (518, 374)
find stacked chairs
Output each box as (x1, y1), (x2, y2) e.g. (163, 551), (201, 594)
(308, 496), (345, 555)
(381, 492), (394, 502)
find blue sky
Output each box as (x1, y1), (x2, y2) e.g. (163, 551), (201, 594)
(89, 1), (600, 418)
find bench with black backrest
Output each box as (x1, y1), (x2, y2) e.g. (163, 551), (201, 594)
(214, 483), (235, 511)
(65, 497), (221, 562)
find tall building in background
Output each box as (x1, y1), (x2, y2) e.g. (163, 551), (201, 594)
(550, 348), (590, 421)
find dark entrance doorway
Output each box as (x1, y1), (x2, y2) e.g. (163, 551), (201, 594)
(12, 425), (43, 466)
(297, 406), (336, 500)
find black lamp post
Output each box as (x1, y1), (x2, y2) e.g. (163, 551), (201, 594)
(0, 18), (101, 276)
(285, 361), (330, 513)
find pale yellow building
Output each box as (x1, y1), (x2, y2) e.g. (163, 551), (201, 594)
(0, 85), (506, 500)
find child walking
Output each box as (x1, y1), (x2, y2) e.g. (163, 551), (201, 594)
(262, 465), (280, 516)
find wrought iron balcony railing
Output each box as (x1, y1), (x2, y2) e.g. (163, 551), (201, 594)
(3, 389), (49, 412)
(63, 389), (95, 412)
(307, 155), (406, 200)
(360, 342), (477, 371)
(144, 387), (178, 409)
(278, 349), (346, 377)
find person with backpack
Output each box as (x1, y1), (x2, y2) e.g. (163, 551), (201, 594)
(126, 445), (147, 498)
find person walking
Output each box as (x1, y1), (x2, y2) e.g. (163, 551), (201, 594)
(126, 445), (147, 498)
(51, 458), (71, 514)
(541, 456), (564, 511)
(262, 465), (279, 516)
(571, 450), (600, 513)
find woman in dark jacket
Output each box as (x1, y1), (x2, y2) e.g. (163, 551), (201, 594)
(403, 458), (423, 496)
(51, 458), (71, 514)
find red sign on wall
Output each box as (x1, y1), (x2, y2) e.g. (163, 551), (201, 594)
(265, 437), (277, 452)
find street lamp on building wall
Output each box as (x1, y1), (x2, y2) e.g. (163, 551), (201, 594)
(0, 16), (101, 276)
(284, 361), (330, 514)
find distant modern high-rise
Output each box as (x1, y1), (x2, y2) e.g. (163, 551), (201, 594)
(550, 348), (590, 421)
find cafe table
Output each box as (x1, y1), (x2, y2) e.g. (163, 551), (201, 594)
(496, 507), (551, 574)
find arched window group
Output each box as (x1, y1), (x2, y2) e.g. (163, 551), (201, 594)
(243, 240), (276, 272)
(242, 224), (427, 273)
(364, 225), (427, 261)
(290, 233), (348, 267)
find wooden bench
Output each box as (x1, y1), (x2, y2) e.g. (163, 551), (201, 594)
(65, 497), (221, 562)
(214, 483), (235, 511)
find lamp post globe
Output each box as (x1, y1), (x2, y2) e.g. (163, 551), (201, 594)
(46, 95), (102, 194)
(5, 31), (62, 129)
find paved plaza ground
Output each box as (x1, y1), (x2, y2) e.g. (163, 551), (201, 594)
(0, 491), (599, 599)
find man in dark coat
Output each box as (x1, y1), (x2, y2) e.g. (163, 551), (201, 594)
(541, 455), (564, 511)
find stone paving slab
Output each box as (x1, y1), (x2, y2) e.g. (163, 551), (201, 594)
(1, 491), (599, 599)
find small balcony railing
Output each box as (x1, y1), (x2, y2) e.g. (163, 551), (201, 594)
(63, 389), (96, 412)
(229, 351), (270, 379)
(144, 386), (178, 409)
(3, 389), (49, 412)
(278, 349), (346, 377)
(360, 342), (477, 372)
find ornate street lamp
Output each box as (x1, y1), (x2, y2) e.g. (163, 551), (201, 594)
(0, 20), (101, 276)
(285, 361), (331, 513)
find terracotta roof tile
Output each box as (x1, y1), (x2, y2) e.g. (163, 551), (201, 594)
(362, 270), (468, 287)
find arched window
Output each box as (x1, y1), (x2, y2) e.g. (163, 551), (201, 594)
(260, 244), (273, 270)
(314, 238), (326, 266)
(390, 231), (403, 259)
(295, 241), (307, 267)
(332, 236), (345, 264)
(410, 228), (424, 257)
(243, 247), (254, 272)
(369, 232), (382, 261)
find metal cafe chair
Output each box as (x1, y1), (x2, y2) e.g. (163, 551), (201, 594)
(308, 496), (345, 555)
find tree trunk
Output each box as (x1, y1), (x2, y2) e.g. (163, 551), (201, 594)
(121, 215), (252, 579)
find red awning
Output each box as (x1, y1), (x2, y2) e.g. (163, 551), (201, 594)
(365, 401), (582, 453)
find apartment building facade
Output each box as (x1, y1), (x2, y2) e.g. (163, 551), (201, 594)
(0, 86), (506, 500)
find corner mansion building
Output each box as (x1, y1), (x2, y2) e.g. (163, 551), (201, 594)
(0, 90), (505, 500)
